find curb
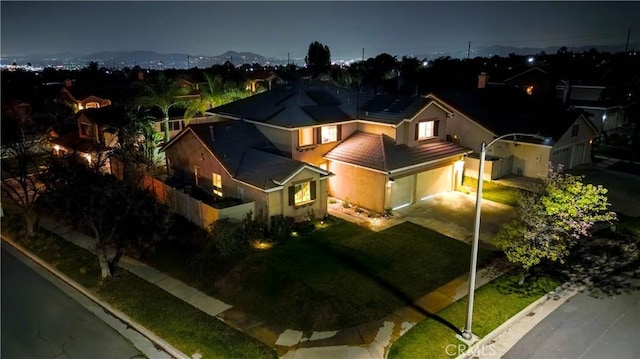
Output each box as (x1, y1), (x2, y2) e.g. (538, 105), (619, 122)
(1, 235), (190, 359)
(455, 283), (579, 359)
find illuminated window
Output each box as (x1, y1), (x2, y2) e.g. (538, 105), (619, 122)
(85, 102), (100, 109)
(289, 181), (316, 206)
(194, 166), (200, 185)
(321, 125), (338, 144)
(299, 127), (314, 147)
(79, 123), (92, 137)
(416, 120), (438, 140)
(212, 172), (222, 196)
(525, 85), (534, 95)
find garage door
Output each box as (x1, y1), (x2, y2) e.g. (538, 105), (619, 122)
(571, 143), (585, 168)
(416, 165), (452, 200)
(390, 175), (414, 209)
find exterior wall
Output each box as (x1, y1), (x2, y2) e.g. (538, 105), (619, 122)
(495, 142), (551, 178)
(443, 110), (495, 153)
(406, 104), (449, 147)
(254, 124), (294, 154)
(356, 122), (395, 138)
(327, 161), (387, 212)
(569, 86), (605, 102)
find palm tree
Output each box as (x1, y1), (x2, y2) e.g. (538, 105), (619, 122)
(136, 73), (188, 143)
(184, 72), (250, 121)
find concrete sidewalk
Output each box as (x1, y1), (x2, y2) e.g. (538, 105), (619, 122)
(3, 196), (512, 359)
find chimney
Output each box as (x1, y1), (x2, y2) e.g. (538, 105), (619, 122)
(209, 125), (215, 142)
(478, 72), (489, 89)
(64, 78), (73, 87)
(137, 71), (144, 81)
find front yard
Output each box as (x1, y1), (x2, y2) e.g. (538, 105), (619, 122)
(460, 176), (526, 207)
(148, 218), (496, 331)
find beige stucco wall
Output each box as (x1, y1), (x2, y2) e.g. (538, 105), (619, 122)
(328, 161), (387, 212)
(405, 103), (449, 147)
(279, 169), (328, 220)
(357, 122), (396, 138)
(443, 110), (494, 153)
(495, 142), (551, 178)
(254, 125), (294, 154)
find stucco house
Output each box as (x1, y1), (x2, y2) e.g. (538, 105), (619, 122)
(162, 121), (331, 221)
(206, 82), (472, 212)
(431, 86), (599, 180)
(58, 80), (114, 112)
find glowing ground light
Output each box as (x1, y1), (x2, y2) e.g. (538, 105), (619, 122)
(251, 241), (274, 250)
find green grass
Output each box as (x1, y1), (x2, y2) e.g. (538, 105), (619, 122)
(150, 219), (495, 331)
(1, 215), (277, 359)
(460, 176), (526, 207)
(388, 272), (559, 359)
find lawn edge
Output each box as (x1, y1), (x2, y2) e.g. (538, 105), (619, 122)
(1, 234), (190, 359)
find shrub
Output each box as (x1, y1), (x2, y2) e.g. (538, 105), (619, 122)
(269, 215), (294, 242)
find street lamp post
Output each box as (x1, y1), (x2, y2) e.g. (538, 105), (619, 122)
(460, 133), (544, 341)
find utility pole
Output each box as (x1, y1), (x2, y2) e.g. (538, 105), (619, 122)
(288, 52), (290, 65)
(626, 28), (631, 52)
(467, 41), (471, 60)
(362, 48), (365, 62)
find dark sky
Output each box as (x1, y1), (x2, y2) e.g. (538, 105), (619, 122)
(2, 1), (639, 59)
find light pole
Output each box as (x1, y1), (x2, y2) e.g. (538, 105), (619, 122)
(461, 133), (544, 341)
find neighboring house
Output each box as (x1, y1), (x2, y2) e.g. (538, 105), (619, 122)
(58, 80), (113, 112)
(501, 67), (555, 97)
(432, 86), (598, 180)
(246, 71), (284, 93)
(565, 84), (627, 132)
(208, 82), (471, 212)
(163, 121), (331, 221)
(150, 107), (216, 140)
(52, 107), (119, 172)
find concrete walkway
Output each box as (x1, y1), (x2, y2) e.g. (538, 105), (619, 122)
(2, 194), (511, 359)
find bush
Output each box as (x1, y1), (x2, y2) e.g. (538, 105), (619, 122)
(269, 215), (294, 242)
(211, 219), (247, 257)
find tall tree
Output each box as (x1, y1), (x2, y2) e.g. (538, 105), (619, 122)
(495, 166), (617, 276)
(305, 41), (331, 78)
(135, 73), (188, 143)
(0, 109), (49, 237)
(184, 73), (250, 120)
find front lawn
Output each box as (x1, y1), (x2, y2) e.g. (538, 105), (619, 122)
(460, 176), (525, 207)
(388, 271), (559, 359)
(149, 219), (495, 331)
(1, 215), (277, 359)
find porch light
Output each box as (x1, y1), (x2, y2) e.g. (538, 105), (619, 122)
(84, 153), (92, 163)
(53, 145), (60, 152)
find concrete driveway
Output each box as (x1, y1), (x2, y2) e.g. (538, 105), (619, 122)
(393, 191), (516, 248)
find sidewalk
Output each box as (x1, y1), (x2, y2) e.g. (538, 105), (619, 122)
(3, 198), (513, 359)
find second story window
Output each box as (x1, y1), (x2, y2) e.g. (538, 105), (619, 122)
(85, 102), (100, 109)
(416, 120), (439, 140)
(571, 124), (579, 137)
(321, 125), (338, 144)
(79, 122), (93, 138)
(168, 120), (183, 132)
(212, 172), (222, 197)
(299, 127), (314, 147)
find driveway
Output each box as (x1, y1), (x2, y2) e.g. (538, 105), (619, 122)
(393, 191), (516, 248)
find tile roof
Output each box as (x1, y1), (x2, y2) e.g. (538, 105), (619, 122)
(176, 121), (325, 190)
(324, 131), (471, 173)
(434, 87), (584, 142)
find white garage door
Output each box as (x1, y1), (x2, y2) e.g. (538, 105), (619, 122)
(390, 175), (414, 209)
(416, 165), (453, 200)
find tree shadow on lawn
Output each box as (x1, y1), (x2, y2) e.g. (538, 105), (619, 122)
(310, 233), (470, 335)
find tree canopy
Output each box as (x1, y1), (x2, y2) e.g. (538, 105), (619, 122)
(305, 41), (331, 78)
(495, 166), (617, 271)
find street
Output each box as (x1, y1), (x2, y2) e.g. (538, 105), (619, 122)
(1, 244), (144, 359)
(503, 286), (640, 359)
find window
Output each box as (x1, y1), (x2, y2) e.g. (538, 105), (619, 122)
(288, 181), (316, 206)
(415, 120), (439, 140)
(299, 127), (314, 147)
(320, 125), (338, 144)
(85, 102), (100, 109)
(168, 120), (183, 132)
(525, 85), (534, 95)
(194, 166), (200, 185)
(79, 123), (93, 137)
(212, 173), (222, 197)
(571, 124), (579, 137)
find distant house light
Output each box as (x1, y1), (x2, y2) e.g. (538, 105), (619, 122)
(527, 57), (534, 63)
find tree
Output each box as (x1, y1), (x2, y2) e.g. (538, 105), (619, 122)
(135, 73), (189, 143)
(495, 165), (617, 275)
(0, 110), (49, 237)
(305, 41), (331, 78)
(41, 157), (172, 278)
(184, 72), (250, 120)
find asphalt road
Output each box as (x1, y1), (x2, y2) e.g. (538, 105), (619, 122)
(503, 286), (640, 359)
(1, 245), (144, 359)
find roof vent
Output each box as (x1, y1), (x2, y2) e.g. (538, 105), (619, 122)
(209, 125), (215, 142)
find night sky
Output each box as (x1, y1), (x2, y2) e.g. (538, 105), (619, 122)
(2, 1), (639, 59)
